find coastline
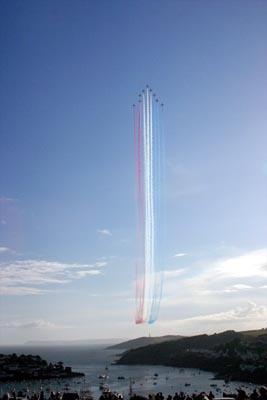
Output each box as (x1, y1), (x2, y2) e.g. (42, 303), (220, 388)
(0, 345), (264, 400)
(0, 354), (84, 383)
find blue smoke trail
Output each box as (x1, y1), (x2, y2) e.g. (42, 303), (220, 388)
(134, 87), (165, 325)
(148, 97), (165, 324)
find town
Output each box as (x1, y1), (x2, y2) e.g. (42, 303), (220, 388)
(0, 354), (84, 382)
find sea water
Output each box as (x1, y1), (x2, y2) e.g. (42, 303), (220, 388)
(0, 345), (260, 399)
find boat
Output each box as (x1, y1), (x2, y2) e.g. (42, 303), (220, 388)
(99, 383), (109, 391)
(129, 379), (134, 397)
(79, 388), (93, 400)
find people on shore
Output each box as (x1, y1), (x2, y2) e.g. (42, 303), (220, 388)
(1, 386), (267, 400)
(259, 387), (267, 400)
(250, 390), (259, 400)
(129, 388), (267, 400)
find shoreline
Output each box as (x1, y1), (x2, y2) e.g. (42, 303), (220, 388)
(0, 348), (264, 400)
(0, 371), (85, 383)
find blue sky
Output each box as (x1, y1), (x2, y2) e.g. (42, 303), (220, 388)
(0, 0), (267, 344)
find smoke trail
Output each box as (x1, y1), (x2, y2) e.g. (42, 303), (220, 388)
(134, 87), (165, 324)
(134, 99), (146, 324)
(149, 102), (165, 323)
(148, 99), (165, 323)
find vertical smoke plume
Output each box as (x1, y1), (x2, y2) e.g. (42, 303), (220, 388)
(133, 86), (165, 324)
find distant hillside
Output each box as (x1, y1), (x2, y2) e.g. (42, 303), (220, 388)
(25, 338), (125, 346)
(240, 327), (267, 337)
(117, 330), (243, 363)
(108, 335), (183, 350)
(117, 329), (267, 384)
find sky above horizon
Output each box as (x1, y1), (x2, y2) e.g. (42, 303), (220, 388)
(0, 0), (267, 345)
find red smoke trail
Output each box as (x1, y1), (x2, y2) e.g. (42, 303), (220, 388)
(133, 105), (140, 322)
(134, 88), (165, 324)
(135, 100), (145, 324)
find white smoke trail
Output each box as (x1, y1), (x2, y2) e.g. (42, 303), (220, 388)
(135, 87), (165, 324)
(149, 90), (155, 318)
(146, 87), (152, 321)
(143, 90), (149, 321)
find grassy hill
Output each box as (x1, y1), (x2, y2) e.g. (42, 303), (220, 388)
(107, 335), (183, 350)
(117, 329), (267, 384)
(240, 328), (267, 337)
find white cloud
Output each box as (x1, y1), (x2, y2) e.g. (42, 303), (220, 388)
(0, 246), (10, 253)
(231, 284), (252, 290)
(164, 269), (187, 278)
(0, 259), (106, 295)
(214, 248), (267, 279)
(0, 286), (55, 296)
(0, 319), (55, 329)
(97, 229), (111, 236)
(182, 248), (267, 293)
(95, 262), (107, 267)
(160, 248), (267, 312)
(173, 253), (188, 258)
(70, 270), (102, 278)
(188, 302), (267, 323)
(157, 302), (267, 334)
(0, 196), (16, 203)
(198, 284), (253, 295)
